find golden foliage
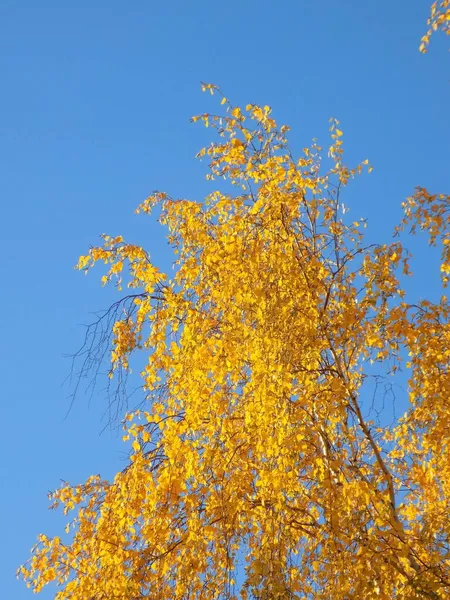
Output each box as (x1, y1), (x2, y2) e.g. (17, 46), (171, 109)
(420, 0), (450, 52)
(19, 6), (450, 597)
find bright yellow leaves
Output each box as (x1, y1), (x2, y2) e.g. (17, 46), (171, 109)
(19, 79), (450, 599)
(77, 234), (165, 293)
(420, 0), (450, 52)
(400, 187), (450, 286)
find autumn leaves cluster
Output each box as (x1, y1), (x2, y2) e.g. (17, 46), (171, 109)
(19, 4), (450, 599)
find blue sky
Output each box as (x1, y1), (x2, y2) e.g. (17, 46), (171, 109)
(1, 1), (449, 596)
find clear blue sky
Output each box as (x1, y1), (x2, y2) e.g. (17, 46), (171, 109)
(1, 1), (448, 596)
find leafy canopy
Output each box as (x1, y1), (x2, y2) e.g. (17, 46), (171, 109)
(19, 6), (450, 600)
